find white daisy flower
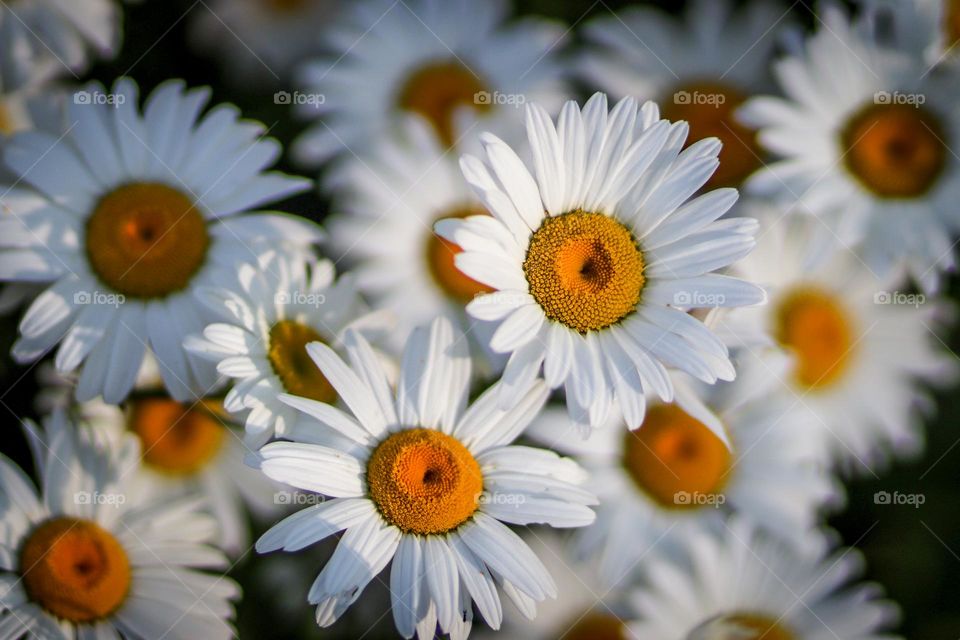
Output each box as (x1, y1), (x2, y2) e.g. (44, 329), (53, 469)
(0, 0), (121, 91)
(185, 250), (390, 447)
(627, 517), (900, 639)
(859, 0), (960, 68)
(327, 116), (504, 369)
(0, 78), (321, 405)
(292, 0), (566, 164)
(739, 6), (960, 292)
(526, 369), (837, 586)
(579, 0), (789, 190)
(189, 0), (339, 83)
(719, 210), (957, 474)
(438, 93), (766, 432)
(0, 410), (239, 639)
(249, 316), (597, 639)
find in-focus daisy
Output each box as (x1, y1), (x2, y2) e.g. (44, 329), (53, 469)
(439, 93), (765, 432)
(0, 0), (121, 91)
(859, 0), (960, 68)
(250, 316), (596, 639)
(627, 517), (900, 639)
(720, 209), (957, 473)
(527, 370), (837, 585)
(327, 116), (502, 368)
(579, 0), (788, 190)
(0, 78), (321, 404)
(186, 251), (388, 447)
(189, 0), (339, 83)
(740, 6), (960, 292)
(0, 410), (239, 639)
(292, 0), (566, 164)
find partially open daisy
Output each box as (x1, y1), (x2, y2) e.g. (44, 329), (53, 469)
(291, 0), (566, 164)
(720, 209), (957, 474)
(438, 93), (765, 432)
(627, 517), (900, 639)
(527, 370), (836, 586)
(0, 78), (320, 405)
(249, 316), (596, 639)
(327, 116), (503, 370)
(0, 410), (239, 639)
(186, 251), (388, 447)
(0, 0), (120, 91)
(579, 0), (788, 190)
(740, 6), (960, 292)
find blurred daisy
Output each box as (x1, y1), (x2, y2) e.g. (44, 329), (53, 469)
(292, 0), (566, 164)
(0, 410), (239, 639)
(0, 78), (320, 405)
(628, 517), (900, 639)
(186, 251), (388, 447)
(721, 210), (957, 473)
(439, 94), (765, 432)
(0, 0), (121, 91)
(527, 371), (836, 585)
(250, 317), (596, 639)
(580, 0), (789, 190)
(740, 6), (960, 292)
(859, 0), (960, 68)
(327, 116), (502, 368)
(190, 0), (339, 83)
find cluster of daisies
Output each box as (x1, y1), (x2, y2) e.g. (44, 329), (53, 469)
(0, 0), (956, 638)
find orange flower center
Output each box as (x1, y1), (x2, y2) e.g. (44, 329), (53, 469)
(85, 183), (209, 299)
(426, 206), (495, 304)
(20, 517), (131, 623)
(367, 428), (482, 534)
(700, 613), (797, 640)
(622, 404), (730, 509)
(397, 60), (491, 147)
(841, 102), (947, 198)
(524, 211), (645, 334)
(564, 612), (627, 640)
(128, 397), (227, 475)
(775, 287), (855, 390)
(267, 320), (337, 403)
(661, 80), (763, 189)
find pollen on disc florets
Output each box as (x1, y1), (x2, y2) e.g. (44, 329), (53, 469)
(128, 397), (227, 475)
(366, 428), (483, 534)
(523, 210), (645, 334)
(267, 320), (337, 403)
(20, 517), (131, 623)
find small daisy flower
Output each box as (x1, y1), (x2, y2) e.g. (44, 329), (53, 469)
(721, 209), (957, 473)
(0, 0), (121, 91)
(250, 316), (597, 639)
(186, 251), (389, 447)
(579, 0), (789, 190)
(740, 6), (960, 292)
(627, 517), (900, 639)
(0, 78), (321, 405)
(189, 0), (339, 83)
(327, 116), (503, 368)
(859, 0), (960, 68)
(292, 0), (566, 164)
(0, 410), (239, 639)
(438, 93), (766, 432)
(527, 370), (837, 586)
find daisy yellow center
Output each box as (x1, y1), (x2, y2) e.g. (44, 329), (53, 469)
(709, 613), (796, 640)
(841, 103), (947, 198)
(367, 428), (482, 535)
(946, 0), (960, 46)
(85, 183), (209, 299)
(622, 404), (730, 509)
(426, 206), (495, 304)
(397, 61), (491, 147)
(129, 398), (226, 475)
(20, 517), (131, 623)
(564, 613), (627, 640)
(775, 287), (855, 390)
(524, 211), (645, 334)
(267, 320), (337, 403)
(661, 81), (762, 189)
